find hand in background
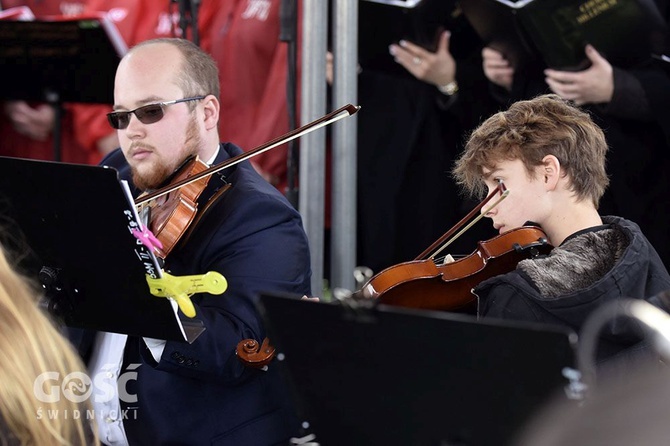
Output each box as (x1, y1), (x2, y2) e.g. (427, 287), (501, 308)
(482, 47), (514, 91)
(326, 51), (334, 86)
(388, 30), (456, 88)
(326, 50), (361, 86)
(543, 45), (614, 106)
(2, 100), (54, 141)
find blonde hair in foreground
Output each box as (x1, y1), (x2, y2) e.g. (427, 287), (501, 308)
(0, 247), (96, 445)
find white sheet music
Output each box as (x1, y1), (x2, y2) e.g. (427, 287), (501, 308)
(119, 179), (188, 341)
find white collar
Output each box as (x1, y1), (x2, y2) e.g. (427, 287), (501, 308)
(204, 145), (220, 166)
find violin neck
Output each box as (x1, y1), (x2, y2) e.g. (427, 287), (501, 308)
(415, 184), (508, 261)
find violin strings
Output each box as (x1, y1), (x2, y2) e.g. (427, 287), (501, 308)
(429, 190), (509, 260)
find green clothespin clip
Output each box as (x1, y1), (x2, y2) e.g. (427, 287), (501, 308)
(146, 271), (228, 318)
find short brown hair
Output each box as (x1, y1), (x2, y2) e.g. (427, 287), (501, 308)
(452, 94), (609, 207)
(130, 38), (220, 102)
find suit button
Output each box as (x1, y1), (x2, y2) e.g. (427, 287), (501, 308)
(185, 359), (193, 366)
(171, 351), (181, 360)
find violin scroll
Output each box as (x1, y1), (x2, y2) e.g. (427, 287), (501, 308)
(236, 337), (276, 369)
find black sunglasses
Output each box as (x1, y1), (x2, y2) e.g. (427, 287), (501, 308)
(107, 96), (206, 130)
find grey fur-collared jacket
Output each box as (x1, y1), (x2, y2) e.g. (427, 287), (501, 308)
(475, 216), (670, 361)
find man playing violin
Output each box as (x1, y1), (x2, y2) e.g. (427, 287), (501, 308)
(72, 38), (312, 445)
(452, 93), (670, 363)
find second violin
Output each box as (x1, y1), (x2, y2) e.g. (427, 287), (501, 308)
(360, 226), (553, 313)
(355, 181), (553, 312)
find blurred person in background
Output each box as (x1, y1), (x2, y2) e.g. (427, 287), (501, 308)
(0, 0), (93, 164)
(338, 1), (498, 274)
(199, 0), (302, 193)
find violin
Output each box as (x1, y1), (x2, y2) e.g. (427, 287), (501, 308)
(135, 103), (360, 259)
(137, 156), (212, 258)
(360, 226), (552, 312)
(133, 104), (359, 369)
(356, 182), (553, 313)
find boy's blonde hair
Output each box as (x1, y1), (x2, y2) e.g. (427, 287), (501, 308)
(453, 94), (609, 207)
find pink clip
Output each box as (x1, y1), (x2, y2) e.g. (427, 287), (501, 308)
(132, 227), (164, 252)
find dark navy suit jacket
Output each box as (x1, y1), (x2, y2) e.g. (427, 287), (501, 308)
(76, 143), (312, 445)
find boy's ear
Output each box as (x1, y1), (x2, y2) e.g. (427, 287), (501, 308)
(541, 155), (561, 190)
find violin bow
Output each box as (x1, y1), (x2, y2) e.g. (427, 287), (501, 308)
(415, 181), (509, 261)
(136, 103), (360, 206)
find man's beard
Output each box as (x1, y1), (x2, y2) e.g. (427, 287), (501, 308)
(132, 116), (201, 191)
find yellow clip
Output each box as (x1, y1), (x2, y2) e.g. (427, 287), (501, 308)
(146, 271), (228, 318)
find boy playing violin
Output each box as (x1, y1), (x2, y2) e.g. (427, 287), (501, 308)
(452, 94), (670, 361)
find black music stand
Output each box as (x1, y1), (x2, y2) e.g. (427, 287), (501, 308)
(258, 293), (580, 446)
(0, 156), (204, 343)
(0, 16), (127, 161)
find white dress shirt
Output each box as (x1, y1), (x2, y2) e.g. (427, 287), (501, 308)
(88, 331), (130, 446)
